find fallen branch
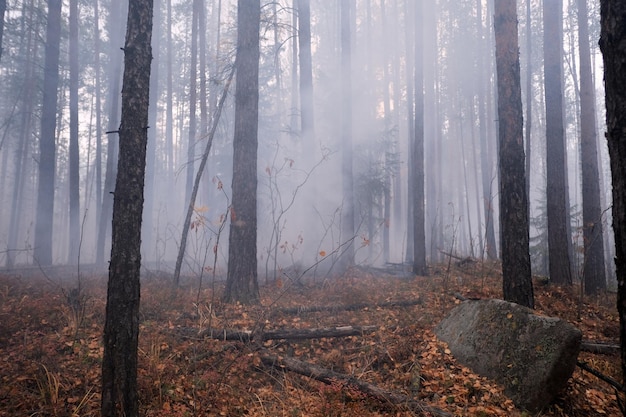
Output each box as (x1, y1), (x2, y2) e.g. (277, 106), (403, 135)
(192, 325), (379, 342)
(273, 299), (422, 316)
(261, 354), (452, 417)
(577, 361), (624, 392)
(580, 341), (620, 355)
(439, 251), (475, 267)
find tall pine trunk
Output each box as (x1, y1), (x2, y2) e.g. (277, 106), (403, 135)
(412, 0), (426, 275)
(100, 0), (153, 414)
(544, 0), (573, 285)
(223, 0), (261, 304)
(578, 0), (606, 294)
(494, 0), (534, 309)
(599, 0), (626, 391)
(34, 0), (62, 266)
(339, 0), (355, 270)
(68, 0), (80, 263)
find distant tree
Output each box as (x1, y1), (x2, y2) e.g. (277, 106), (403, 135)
(493, 0), (534, 308)
(100, 0), (153, 415)
(577, 0), (606, 295)
(96, 0), (125, 265)
(0, 0), (5, 62)
(223, 0), (261, 305)
(6, 4), (38, 268)
(68, 0), (80, 262)
(185, 0), (199, 205)
(297, 0), (314, 143)
(93, 0), (103, 244)
(142, 0), (161, 257)
(339, 0), (355, 270)
(544, 0), (573, 285)
(34, 0), (62, 266)
(599, 0), (626, 389)
(477, 0), (497, 261)
(412, 0), (426, 275)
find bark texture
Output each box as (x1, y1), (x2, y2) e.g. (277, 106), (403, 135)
(224, 0), (261, 305)
(599, 0), (626, 390)
(493, 0), (534, 308)
(578, 0), (606, 294)
(101, 0), (153, 415)
(544, 0), (573, 285)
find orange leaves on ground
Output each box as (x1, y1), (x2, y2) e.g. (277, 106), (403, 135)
(0, 266), (621, 417)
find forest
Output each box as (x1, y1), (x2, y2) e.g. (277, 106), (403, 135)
(1, 0), (626, 416)
(0, 0), (611, 283)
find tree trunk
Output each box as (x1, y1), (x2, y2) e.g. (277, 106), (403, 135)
(0, 0), (5, 62)
(599, 0), (626, 389)
(494, 0), (534, 309)
(478, 0), (497, 260)
(68, 0), (80, 263)
(340, 0), (355, 270)
(404, 0), (414, 263)
(223, 0), (261, 305)
(185, 0), (199, 206)
(7, 10), (37, 268)
(544, 0), (573, 285)
(142, 0), (161, 261)
(298, 0), (314, 143)
(94, 0), (103, 246)
(96, 0), (125, 265)
(34, 0), (62, 266)
(100, 0), (153, 414)
(412, 0), (426, 275)
(524, 0), (532, 227)
(578, 0), (606, 295)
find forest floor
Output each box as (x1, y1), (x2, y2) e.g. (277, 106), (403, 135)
(0, 260), (622, 416)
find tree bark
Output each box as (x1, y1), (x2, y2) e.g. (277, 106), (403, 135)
(544, 0), (573, 285)
(578, 0), (606, 295)
(599, 0), (626, 391)
(100, 0), (153, 415)
(34, 0), (62, 266)
(223, 0), (261, 305)
(493, 0), (534, 308)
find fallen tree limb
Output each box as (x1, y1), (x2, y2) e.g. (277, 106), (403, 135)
(261, 354), (453, 417)
(580, 341), (620, 355)
(193, 325), (378, 342)
(577, 361), (624, 392)
(273, 299), (422, 316)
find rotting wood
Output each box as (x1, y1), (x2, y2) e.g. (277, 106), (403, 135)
(273, 299), (422, 316)
(260, 353), (453, 417)
(187, 325), (379, 342)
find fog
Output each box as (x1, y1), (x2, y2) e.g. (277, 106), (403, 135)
(0, 0), (612, 283)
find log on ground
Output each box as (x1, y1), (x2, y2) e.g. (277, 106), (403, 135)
(260, 353), (452, 417)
